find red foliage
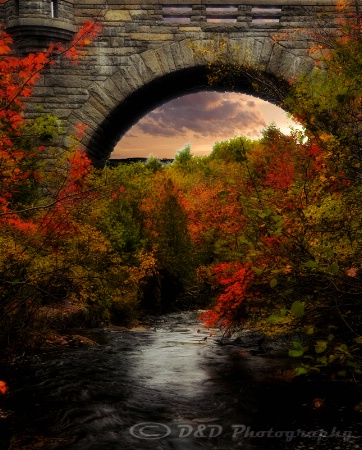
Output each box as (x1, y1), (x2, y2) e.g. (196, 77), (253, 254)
(0, 18), (101, 233)
(64, 150), (92, 195)
(200, 262), (255, 328)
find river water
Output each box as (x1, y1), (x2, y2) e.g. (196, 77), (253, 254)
(0, 311), (360, 449)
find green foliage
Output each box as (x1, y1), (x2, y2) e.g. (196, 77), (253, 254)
(289, 341), (305, 358)
(294, 367), (308, 376)
(270, 278), (278, 288)
(291, 301), (304, 319)
(174, 144), (192, 165)
(26, 113), (63, 142)
(209, 136), (252, 163)
(283, 20), (362, 179)
(145, 153), (163, 172)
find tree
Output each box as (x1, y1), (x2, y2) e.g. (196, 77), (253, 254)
(0, 16), (103, 353)
(174, 144), (193, 166)
(155, 180), (194, 278)
(175, 123), (361, 379)
(283, 2), (362, 179)
(209, 136), (252, 163)
(140, 175), (195, 309)
(145, 153), (163, 172)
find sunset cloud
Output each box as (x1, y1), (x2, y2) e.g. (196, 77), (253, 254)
(136, 92), (266, 139)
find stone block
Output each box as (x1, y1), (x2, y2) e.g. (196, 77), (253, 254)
(170, 41), (184, 70)
(154, 45), (176, 73)
(140, 49), (164, 78)
(105, 10), (132, 21)
(88, 83), (117, 113)
(101, 78), (126, 103)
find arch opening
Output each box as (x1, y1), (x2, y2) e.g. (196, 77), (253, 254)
(87, 65), (291, 167)
(113, 91), (300, 161)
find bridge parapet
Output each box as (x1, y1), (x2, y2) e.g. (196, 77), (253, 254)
(161, 4), (280, 25)
(87, 1), (339, 44)
(72, 2), (338, 24)
(160, 1), (336, 25)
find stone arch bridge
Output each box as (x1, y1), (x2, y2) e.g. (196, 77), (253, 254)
(1, 0), (340, 165)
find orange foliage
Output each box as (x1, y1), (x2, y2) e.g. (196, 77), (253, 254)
(0, 380), (8, 394)
(182, 181), (245, 244)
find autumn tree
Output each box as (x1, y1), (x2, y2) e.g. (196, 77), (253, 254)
(183, 0), (362, 379)
(194, 124), (362, 378)
(0, 17), (105, 353)
(283, 0), (362, 179)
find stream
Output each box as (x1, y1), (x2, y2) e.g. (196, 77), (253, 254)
(0, 311), (360, 449)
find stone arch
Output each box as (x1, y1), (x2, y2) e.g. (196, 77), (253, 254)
(68, 37), (311, 166)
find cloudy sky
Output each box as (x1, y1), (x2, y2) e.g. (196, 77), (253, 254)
(111, 92), (301, 159)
